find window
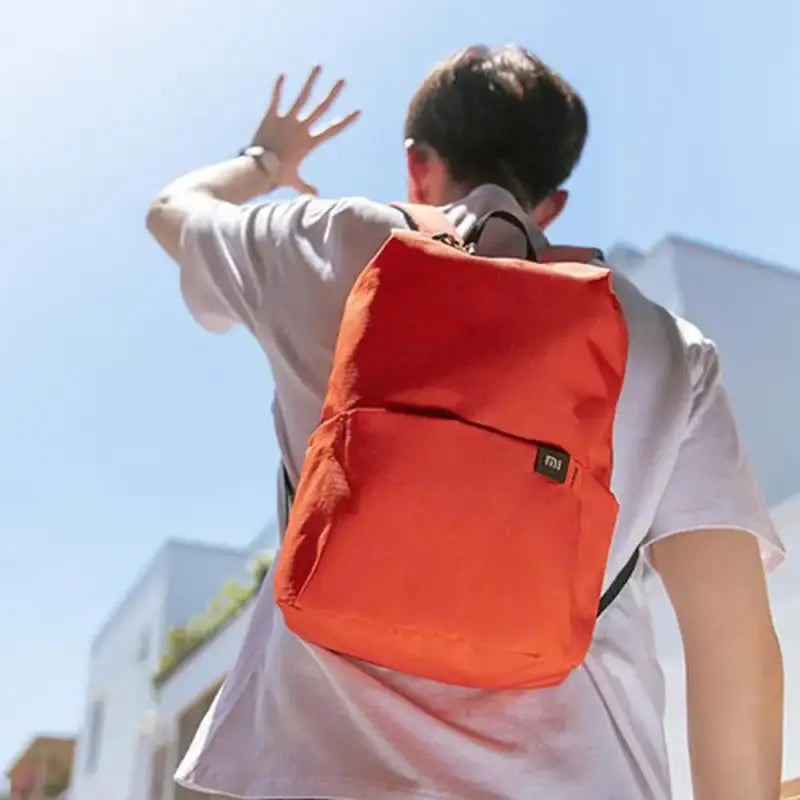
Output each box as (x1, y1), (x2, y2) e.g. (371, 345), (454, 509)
(85, 699), (105, 772)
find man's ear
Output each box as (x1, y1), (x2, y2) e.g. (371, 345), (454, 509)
(406, 142), (453, 205)
(531, 189), (568, 229)
(405, 144), (431, 204)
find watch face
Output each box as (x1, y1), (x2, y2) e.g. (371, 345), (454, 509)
(240, 146), (279, 176)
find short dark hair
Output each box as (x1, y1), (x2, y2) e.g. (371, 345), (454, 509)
(404, 45), (588, 208)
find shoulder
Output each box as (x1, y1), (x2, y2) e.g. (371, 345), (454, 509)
(253, 195), (405, 274)
(258, 194), (405, 240)
(610, 269), (718, 395)
(330, 196), (408, 228)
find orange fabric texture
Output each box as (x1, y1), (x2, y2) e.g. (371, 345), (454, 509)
(274, 215), (628, 689)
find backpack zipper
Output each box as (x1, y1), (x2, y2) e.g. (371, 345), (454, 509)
(348, 404), (580, 487)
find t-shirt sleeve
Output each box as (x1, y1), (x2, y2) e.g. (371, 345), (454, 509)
(178, 200), (268, 333)
(177, 195), (402, 335)
(643, 337), (785, 572)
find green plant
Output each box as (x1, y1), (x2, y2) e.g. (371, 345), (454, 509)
(153, 550), (274, 687)
(249, 550), (274, 587)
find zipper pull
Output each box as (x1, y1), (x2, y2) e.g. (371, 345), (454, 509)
(432, 232), (470, 251)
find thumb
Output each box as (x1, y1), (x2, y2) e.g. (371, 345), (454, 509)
(292, 175), (318, 196)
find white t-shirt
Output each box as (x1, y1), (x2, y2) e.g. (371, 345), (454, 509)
(174, 184), (783, 800)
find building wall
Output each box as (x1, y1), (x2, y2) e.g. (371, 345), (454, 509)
(617, 239), (685, 318)
(70, 560), (166, 800)
(70, 543), (251, 800)
(6, 736), (75, 800)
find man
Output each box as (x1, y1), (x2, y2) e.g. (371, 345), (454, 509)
(146, 46), (784, 800)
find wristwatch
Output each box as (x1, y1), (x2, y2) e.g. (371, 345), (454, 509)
(238, 145), (280, 176)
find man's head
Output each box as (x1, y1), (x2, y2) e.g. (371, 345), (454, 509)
(404, 45), (587, 228)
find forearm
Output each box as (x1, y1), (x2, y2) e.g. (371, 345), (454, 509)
(685, 629), (783, 800)
(146, 155), (277, 261)
(153, 155), (276, 206)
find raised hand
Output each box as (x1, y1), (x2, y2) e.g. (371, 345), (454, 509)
(250, 66), (361, 195)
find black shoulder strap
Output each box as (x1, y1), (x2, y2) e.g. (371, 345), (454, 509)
(463, 210), (537, 260)
(597, 549), (640, 617)
(282, 464), (295, 504)
(278, 463), (295, 538)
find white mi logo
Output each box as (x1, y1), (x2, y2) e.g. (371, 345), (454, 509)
(543, 453), (563, 472)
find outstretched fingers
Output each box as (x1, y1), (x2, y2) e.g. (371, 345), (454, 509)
(288, 65), (322, 118)
(267, 73), (286, 116)
(305, 79), (345, 126)
(313, 109), (362, 144)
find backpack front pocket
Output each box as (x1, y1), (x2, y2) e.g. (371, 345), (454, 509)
(275, 408), (616, 689)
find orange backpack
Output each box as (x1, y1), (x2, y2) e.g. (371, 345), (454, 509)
(274, 205), (632, 690)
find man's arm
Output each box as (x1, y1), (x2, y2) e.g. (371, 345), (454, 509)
(145, 156), (275, 262)
(642, 332), (785, 798)
(651, 528), (783, 800)
(145, 66), (359, 262)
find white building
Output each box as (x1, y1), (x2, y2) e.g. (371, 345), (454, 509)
(72, 236), (799, 799)
(69, 539), (266, 800)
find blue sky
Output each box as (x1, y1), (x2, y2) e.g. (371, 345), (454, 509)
(1, 0), (798, 779)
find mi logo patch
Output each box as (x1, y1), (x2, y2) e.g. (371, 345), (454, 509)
(534, 446), (570, 484)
